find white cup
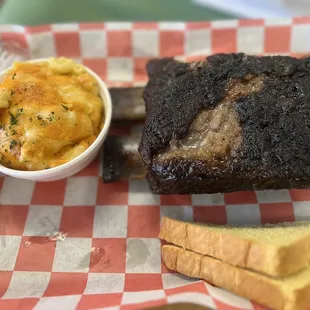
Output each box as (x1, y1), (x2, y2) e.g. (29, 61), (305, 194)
(0, 59), (112, 181)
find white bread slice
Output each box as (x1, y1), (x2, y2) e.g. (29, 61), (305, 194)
(162, 245), (310, 310)
(159, 217), (310, 277)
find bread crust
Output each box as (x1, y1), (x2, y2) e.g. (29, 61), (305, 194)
(159, 217), (310, 277)
(162, 245), (310, 310)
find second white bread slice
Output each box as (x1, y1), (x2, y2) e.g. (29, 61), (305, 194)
(162, 245), (310, 310)
(159, 217), (310, 277)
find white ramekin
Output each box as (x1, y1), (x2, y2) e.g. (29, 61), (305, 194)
(0, 58), (112, 181)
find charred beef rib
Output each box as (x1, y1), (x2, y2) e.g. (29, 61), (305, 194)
(138, 53), (310, 194)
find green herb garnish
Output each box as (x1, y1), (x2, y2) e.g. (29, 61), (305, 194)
(61, 104), (68, 111)
(12, 73), (16, 80)
(46, 114), (55, 122)
(9, 140), (18, 150)
(9, 112), (18, 126)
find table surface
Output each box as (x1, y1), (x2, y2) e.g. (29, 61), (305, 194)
(0, 0), (235, 25)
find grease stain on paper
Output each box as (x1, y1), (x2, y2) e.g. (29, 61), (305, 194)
(90, 246), (107, 269)
(126, 239), (150, 268)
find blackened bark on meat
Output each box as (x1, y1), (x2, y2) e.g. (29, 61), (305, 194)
(139, 53), (310, 194)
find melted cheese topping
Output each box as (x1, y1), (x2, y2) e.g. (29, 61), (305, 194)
(0, 57), (104, 171)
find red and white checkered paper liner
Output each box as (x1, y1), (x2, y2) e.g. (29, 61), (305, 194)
(1, 18), (310, 310)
